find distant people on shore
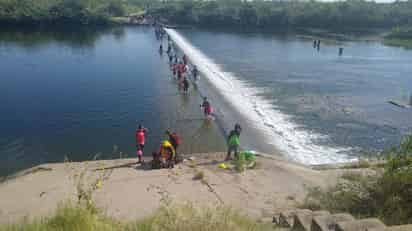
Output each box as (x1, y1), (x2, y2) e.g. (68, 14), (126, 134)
(136, 124), (148, 163)
(226, 124), (242, 161)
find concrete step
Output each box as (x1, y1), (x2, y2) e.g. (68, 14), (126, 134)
(336, 218), (386, 231)
(279, 209), (312, 228)
(292, 210), (331, 231)
(381, 225), (412, 231)
(273, 213), (281, 225)
(311, 213), (355, 231)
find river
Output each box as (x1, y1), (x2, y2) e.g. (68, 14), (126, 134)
(1, 26), (411, 175)
(0, 26), (226, 176)
(171, 28), (412, 164)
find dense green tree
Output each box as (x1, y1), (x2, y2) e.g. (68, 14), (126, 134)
(146, 0), (412, 30)
(1, 0), (412, 28)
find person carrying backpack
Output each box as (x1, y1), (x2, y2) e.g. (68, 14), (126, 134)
(226, 123), (241, 161)
(166, 129), (181, 163)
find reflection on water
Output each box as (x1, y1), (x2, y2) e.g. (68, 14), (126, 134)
(0, 25), (125, 49)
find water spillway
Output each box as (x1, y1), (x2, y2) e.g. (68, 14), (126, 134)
(165, 28), (353, 165)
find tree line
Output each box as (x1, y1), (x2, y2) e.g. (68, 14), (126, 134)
(147, 0), (412, 30)
(0, 0), (125, 24)
(1, 0), (412, 30)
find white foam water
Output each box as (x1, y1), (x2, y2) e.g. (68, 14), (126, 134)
(166, 28), (354, 165)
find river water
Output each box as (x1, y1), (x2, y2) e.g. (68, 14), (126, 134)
(1, 26), (411, 175)
(0, 26), (226, 176)
(171, 28), (412, 164)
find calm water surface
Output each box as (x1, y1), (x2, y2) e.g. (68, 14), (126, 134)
(0, 26), (226, 176)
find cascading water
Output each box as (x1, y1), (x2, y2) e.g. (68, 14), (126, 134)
(166, 28), (354, 165)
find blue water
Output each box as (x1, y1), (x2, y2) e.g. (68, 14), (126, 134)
(174, 29), (412, 163)
(2, 26), (412, 175)
(0, 26), (226, 176)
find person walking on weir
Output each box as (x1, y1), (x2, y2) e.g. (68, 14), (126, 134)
(200, 97), (213, 117)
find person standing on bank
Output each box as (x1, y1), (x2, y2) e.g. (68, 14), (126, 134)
(135, 124), (148, 163)
(226, 123), (242, 161)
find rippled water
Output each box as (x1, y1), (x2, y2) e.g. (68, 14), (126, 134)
(174, 29), (412, 164)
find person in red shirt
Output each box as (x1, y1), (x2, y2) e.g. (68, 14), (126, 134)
(135, 124), (148, 163)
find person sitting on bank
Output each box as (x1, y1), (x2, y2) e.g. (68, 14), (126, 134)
(159, 140), (176, 168)
(226, 123), (242, 161)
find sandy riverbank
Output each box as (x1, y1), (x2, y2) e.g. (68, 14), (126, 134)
(0, 153), (362, 224)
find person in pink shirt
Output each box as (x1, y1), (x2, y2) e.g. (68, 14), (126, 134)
(135, 124), (148, 163)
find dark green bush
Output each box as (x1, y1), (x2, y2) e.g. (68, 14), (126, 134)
(303, 134), (412, 225)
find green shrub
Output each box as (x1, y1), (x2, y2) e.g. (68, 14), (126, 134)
(0, 203), (118, 231)
(302, 134), (412, 225)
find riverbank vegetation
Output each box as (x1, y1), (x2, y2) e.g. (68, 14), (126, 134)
(0, 203), (275, 231)
(2, 0), (412, 30)
(384, 27), (412, 49)
(0, 0), (126, 25)
(147, 0), (412, 30)
(303, 134), (412, 225)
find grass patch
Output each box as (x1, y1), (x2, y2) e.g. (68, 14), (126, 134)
(0, 203), (118, 231)
(193, 170), (205, 181)
(340, 172), (363, 182)
(341, 159), (371, 169)
(187, 160), (197, 169)
(0, 203), (276, 231)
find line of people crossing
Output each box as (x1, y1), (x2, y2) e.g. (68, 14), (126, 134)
(134, 26), (243, 169)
